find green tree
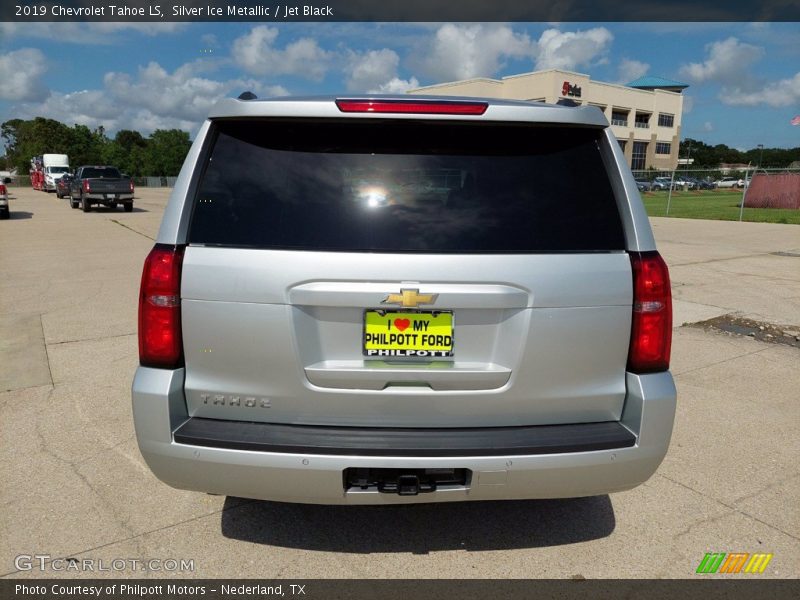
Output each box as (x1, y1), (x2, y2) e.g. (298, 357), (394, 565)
(67, 124), (109, 167)
(102, 130), (148, 175)
(143, 129), (191, 176)
(1, 117), (74, 172)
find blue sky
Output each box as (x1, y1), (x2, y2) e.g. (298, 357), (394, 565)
(1, 22), (799, 150)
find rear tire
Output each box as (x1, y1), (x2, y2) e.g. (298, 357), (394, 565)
(70, 199), (78, 209)
(123, 203), (133, 213)
(0, 210), (8, 220)
(81, 195), (90, 212)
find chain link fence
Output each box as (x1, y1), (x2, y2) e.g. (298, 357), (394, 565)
(631, 167), (800, 221)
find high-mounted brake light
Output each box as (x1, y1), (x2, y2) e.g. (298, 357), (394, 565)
(138, 244), (185, 369)
(335, 99), (488, 115)
(628, 251), (672, 373)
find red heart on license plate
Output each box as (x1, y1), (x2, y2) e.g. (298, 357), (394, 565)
(394, 318), (410, 332)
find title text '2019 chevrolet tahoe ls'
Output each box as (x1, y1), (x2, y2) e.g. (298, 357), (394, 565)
(132, 95), (676, 504)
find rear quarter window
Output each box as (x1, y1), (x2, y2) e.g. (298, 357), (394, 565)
(188, 119), (625, 253)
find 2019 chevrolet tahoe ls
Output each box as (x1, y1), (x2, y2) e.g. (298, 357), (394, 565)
(132, 95), (676, 504)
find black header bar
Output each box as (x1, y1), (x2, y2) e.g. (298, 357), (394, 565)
(3, 579), (800, 600)
(4, 0), (800, 22)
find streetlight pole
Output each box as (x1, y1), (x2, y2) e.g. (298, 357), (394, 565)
(685, 140), (692, 172)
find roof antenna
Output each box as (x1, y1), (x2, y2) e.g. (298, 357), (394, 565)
(238, 91), (257, 100)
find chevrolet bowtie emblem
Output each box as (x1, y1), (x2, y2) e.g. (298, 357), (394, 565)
(381, 289), (438, 308)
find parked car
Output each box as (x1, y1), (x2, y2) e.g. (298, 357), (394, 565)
(132, 94), (676, 504)
(672, 176), (696, 190)
(687, 177), (715, 190)
(0, 177), (10, 219)
(651, 177), (673, 191)
(69, 165), (134, 212)
(634, 179), (653, 192)
(56, 174), (72, 198)
(715, 177), (745, 189)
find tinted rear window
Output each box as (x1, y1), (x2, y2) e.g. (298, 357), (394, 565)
(189, 119), (624, 253)
(81, 167), (121, 179)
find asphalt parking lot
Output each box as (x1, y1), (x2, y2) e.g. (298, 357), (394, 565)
(1, 186), (798, 579)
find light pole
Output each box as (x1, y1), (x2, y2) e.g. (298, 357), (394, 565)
(685, 140), (692, 172)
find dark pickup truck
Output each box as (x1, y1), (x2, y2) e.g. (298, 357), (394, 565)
(70, 166), (134, 212)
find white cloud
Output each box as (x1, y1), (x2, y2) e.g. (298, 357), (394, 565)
(616, 58), (649, 84)
(535, 27), (614, 71)
(10, 61), (288, 136)
(87, 23), (187, 37)
(683, 95), (695, 114)
(723, 72), (800, 107)
(415, 24), (535, 82)
(231, 25), (331, 80)
(345, 49), (399, 92)
(344, 49), (418, 93)
(703, 122), (714, 132)
(678, 37), (764, 85)
(371, 77), (420, 94)
(14, 90), (172, 133)
(201, 33), (219, 48)
(104, 61), (229, 122)
(0, 48), (49, 102)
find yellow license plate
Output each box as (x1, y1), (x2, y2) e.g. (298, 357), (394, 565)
(363, 310), (454, 357)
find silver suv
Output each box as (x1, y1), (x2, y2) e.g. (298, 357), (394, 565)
(132, 95), (676, 504)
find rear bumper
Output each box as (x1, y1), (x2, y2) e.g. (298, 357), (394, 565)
(85, 193), (133, 202)
(132, 368), (676, 504)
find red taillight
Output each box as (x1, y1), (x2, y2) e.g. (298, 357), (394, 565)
(83, 179), (90, 192)
(130, 180), (135, 193)
(335, 99), (488, 115)
(0, 184), (6, 195)
(628, 251), (672, 373)
(138, 244), (185, 368)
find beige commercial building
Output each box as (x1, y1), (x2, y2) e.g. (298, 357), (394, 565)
(409, 69), (688, 171)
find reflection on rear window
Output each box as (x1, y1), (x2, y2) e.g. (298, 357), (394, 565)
(189, 119), (624, 253)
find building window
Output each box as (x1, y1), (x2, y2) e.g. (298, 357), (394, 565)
(655, 142), (671, 155)
(611, 110), (628, 127)
(635, 112), (651, 129)
(632, 141), (648, 170)
(658, 113), (675, 127)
